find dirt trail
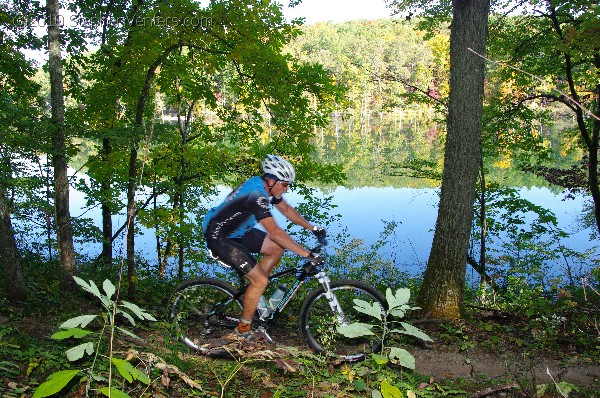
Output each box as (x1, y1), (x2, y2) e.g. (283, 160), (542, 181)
(411, 346), (600, 388)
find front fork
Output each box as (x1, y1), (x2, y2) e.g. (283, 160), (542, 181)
(316, 271), (348, 326)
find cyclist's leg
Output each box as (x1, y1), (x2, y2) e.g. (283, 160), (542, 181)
(238, 229), (280, 322)
(205, 235), (260, 327)
(260, 240), (284, 273)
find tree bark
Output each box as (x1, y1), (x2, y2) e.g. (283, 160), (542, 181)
(47, 0), (77, 283)
(125, 44), (180, 297)
(100, 137), (113, 267)
(417, 0), (490, 319)
(0, 189), (27, 302)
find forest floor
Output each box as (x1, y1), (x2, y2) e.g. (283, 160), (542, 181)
(223, 316), (600, 395)
(2, 304), (599, 397)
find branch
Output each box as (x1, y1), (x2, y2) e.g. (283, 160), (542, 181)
(379, 72), (447, 107)
(468, 383), (518, 398)
(467, 255), (500, 292)
(468, 48), (600, 122)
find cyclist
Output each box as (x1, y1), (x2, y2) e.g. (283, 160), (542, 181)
(202, 154), (326, 339)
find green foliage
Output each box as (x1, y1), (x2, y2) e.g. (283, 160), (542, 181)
(32, 277), (155, 398)
(470, 184), (596, 294)
(323, 220), (420, 293)
(338, 288), (474, 398)
(338, 288), (432, 370)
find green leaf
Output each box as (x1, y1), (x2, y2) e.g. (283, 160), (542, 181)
(381, 378), (403, 398)
(120, 301), (157, 321)
(386, 288), (410, 310)
(73, 276), (102, 300)
(352, 299), (383, 320)
(389, 304), (411, 318)
(354, 379), (367, 391)
(388, 347), (415, 369)
(372, 391), (383, 398)
(74, 277), (110, 308)
(59, 315), (97, 329)
(112, 358), (150, 385)
(66, 342), (95, 361)
(113, 358), (133, 382)
(536, 384), (548, 396)
(0, 361), (18, 375)
(391, 322), (434, 342)
(32, 369), (81, 398)
(103, 279), (116, 300)
(51, 328), (92, 340)
(117, 309), (137, 326)
(99, 387), (131, 398)
(337, 322), (375, 338)
(556, 382), (578, 396)
(371, 353), (388, 365)
(116, 326), (142, 341)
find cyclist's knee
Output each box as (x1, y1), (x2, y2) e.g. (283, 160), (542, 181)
(245, 267), (268, 289)
(261, 236), (284, 257)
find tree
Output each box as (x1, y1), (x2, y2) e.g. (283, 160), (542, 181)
(416, 0), (490, 319)
(47, 0), (77, 281)
(67, 0), (342, 294)
(0, 0), (47, 301)
(0, 190), (26, 302)
(485, 1), (600, 236)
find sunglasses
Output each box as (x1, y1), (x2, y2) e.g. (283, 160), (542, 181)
(277, 181), (291, 188)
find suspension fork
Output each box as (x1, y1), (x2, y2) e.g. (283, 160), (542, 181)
(315, 271), (348, 325)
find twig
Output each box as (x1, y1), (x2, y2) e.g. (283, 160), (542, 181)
(122, 349), (203, 390)
(468, 382), (518, 398)
(468, 48), (600, 122)
(547, 367), (568, 397)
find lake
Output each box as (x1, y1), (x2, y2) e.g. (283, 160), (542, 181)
(71, 185), (595, 275)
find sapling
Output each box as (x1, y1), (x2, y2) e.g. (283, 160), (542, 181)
(32, 276), (156, 398)
(337, 287), (433, 369)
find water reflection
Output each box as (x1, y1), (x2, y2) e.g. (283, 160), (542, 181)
(70, 185), (593, 276)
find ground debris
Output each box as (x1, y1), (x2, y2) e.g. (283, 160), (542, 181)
(468, 382), (519, 398)
(121, 349), (203, 390)
(193, 333), (311, 372)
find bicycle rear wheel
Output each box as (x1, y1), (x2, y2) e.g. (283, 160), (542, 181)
(299, 279), (387, 362)
(168, 278), (242, 351)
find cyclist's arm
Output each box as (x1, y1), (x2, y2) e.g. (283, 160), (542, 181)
(259, 216), (311, 258)
(273, 199), (314, 231)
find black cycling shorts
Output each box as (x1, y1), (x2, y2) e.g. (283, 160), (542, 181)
(205, 228), (267, 275)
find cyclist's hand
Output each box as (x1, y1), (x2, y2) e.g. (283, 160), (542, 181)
(312, 226), (327, 240)
(306, 253), (324, 265)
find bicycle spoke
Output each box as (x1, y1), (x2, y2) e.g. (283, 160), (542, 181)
(301, 281), (386, 361)
(169, 280), (242, 351)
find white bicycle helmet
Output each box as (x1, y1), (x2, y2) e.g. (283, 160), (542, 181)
(262, 154), (296, 183)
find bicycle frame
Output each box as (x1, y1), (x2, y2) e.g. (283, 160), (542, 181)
(211, 243), (347, 328)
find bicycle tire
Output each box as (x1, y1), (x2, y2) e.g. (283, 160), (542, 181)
(299, 279), (387, 362)
(168, 278), (242, 351)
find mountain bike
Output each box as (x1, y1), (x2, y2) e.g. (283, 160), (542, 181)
(168, 237), (387, 362)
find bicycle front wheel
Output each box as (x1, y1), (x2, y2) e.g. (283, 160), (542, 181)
(168, 278), (242, 351)
(299, 280), (387, 362)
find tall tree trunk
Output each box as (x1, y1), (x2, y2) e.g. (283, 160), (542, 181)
(126, 142), (138, 297)
(101, 137), (113, 267)
(0, 189), (27, 302)
(126, 44), (179, 297)
(47, 0), (77, 282)
(417, 0), (490, 319)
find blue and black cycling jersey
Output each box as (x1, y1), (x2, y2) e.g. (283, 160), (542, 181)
(202, 176), (274, 240)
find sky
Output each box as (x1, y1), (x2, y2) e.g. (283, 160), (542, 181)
(281, 0), (394, 24)
(22, 0), (395, 63)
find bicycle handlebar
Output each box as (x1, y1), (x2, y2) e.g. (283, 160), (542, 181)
(309, 235), (328, 254)
(300, 236), (328, 274)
